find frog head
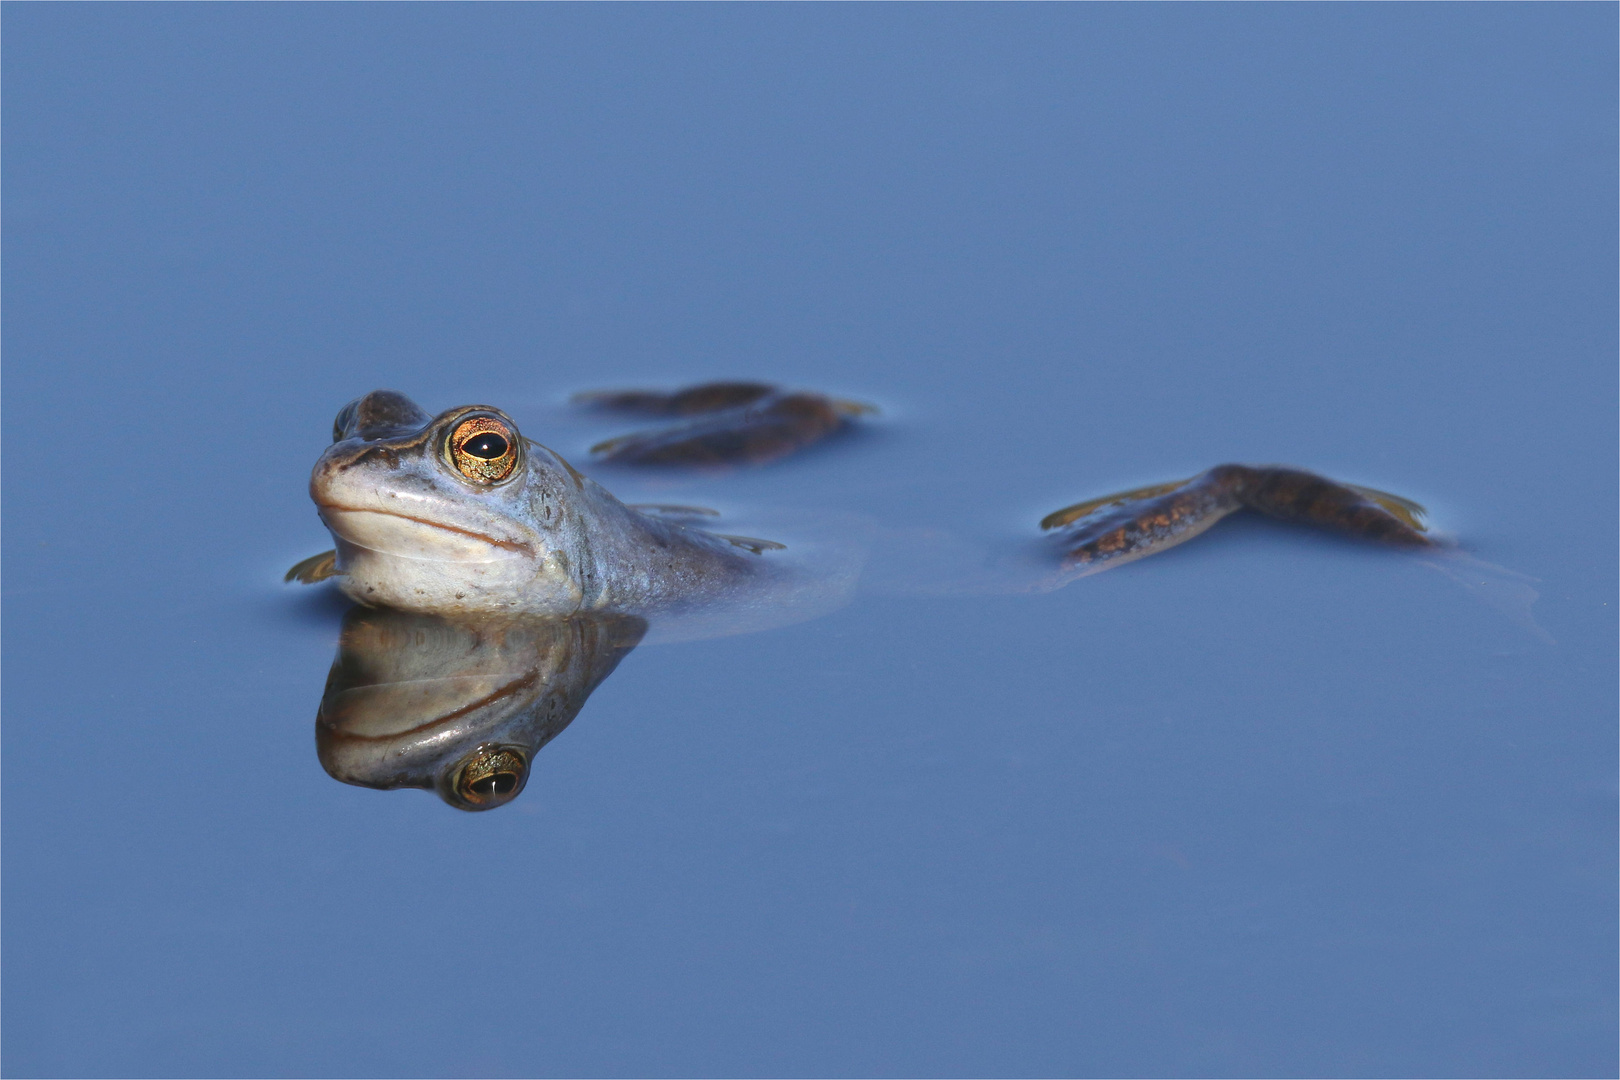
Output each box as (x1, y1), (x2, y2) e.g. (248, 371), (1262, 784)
(310, 390), (584, 614)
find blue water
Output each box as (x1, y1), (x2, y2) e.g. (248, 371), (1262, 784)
(5, 7), (1615, 1077)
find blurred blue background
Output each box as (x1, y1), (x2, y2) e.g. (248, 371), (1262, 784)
(4, 6), (1614, 1077)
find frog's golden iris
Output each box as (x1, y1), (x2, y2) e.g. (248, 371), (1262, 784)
(451, 745), (528, 809)
(447, 415), (519, 484)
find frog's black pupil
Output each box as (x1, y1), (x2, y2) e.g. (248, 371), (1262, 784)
(463, 432), (509, 460)
(470, 777), (495, 796)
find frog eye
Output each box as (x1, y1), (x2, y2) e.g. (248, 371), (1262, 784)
(448, 416), (520, 484)
(451, 746), (528, 809)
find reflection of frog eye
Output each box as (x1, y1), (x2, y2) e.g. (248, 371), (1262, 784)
(450, 746), (529, 810)
(448, 416), (520, 484)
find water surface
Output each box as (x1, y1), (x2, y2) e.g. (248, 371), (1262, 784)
(4, 6), (1615, 1077)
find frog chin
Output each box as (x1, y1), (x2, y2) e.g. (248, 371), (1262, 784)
(319, 508), (581, 614)
(333, 541), (581, 614)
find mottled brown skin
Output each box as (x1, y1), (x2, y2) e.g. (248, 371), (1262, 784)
(1057, 469), (1243, 569)
(574, 382), (777, 416)
(1047, 464), (1433, 572)
(1240, 467), (1431, 545)
(575, 381), (875, 467)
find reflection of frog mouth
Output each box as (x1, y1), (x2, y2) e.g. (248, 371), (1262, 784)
(316, 502), (532, 555)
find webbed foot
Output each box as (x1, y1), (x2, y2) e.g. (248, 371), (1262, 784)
(574, 381), (877, 467)
(1241, 469), (1433, 545)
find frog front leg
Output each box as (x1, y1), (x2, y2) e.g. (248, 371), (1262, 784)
(285, 550), (342, 584)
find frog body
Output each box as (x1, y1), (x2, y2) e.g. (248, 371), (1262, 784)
(303, 390), (777, 617)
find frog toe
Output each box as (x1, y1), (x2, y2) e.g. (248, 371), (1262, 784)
(713, 534), (787, 554)
(285, 550), (342, 584)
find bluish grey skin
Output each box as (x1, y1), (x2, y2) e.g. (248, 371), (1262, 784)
(308, 390), (775, 617)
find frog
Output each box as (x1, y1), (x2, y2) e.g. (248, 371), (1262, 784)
(288, 389), (790, 618)
(291, 387), (1447, 617)
(1041, 464), (1435, 574)
(316, 604), (645, 811)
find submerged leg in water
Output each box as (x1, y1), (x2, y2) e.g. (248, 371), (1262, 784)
(1042, 464), (1435, 573)
(574, 381), (877, 467)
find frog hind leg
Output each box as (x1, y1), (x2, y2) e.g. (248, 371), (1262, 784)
(589, 392), (850, 467)
(712, 533), (787, 554)
(1240, 468), (1434, 546)
(572, 382), (778, 416)
(1043, 468), (1248, 573)
(285, 550), (343, 584)
(627, 503), (721, 520)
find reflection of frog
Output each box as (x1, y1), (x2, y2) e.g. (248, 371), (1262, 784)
(316, 606), (644, 811)
(1042, 464), (1434, 574)
(289, 390), (787, 617)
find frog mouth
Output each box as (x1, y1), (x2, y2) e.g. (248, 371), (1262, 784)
(316, 502), (532, 556)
